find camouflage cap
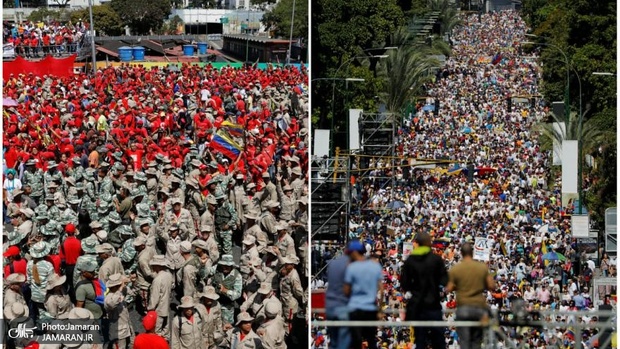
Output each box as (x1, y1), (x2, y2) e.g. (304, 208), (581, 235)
(108, 211), (122, 224)
(119, 240), (136, 262)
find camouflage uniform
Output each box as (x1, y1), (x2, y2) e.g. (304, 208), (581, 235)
(23, 166), (45, 204)
(211, 259), (243, 325)
(214, 197), (238, 256)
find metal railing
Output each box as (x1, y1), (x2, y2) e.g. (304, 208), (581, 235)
(8, 43), (81, 59)
(311, 309), (617, 349)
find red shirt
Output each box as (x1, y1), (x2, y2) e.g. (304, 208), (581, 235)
(134, 333), (169, 349)
(126, 149), (145, 171)
(60, 236), (82, 265)
(46, 255), (62, 275)
(4, 259), (28, 280)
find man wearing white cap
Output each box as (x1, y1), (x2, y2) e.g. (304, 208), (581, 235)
(274, 174), (296, 221)
(4, 273), (28, 313)
(105, 273), (134, 349)
(225, 312), (263, 349)
(278, 256), (304, 333)
(258, 172), (277, 209)
(195, 286), (224, 349)
(165, 197), (194, 241)
(197, 225), (220, 263)
(200, 194), (217, 233)
(258, 300), (286, 349)
(231, 173), (247, 228)
(240, 282), (283, 324)
(158, 224), (186, 288)
(260, 201), (279, 236)
(172, 296), (204, 349)
(134, 235), (156, 315)
(243, 211), (268, 255)
(16, 207), (36, 241)
(289, 166), (304, 200)
(96, 243), (124, 284)
(179, 240), (209, 298)
(148, 255), (174, 337)
(275, 224), (297, 259)
(240, 235), (260, 267)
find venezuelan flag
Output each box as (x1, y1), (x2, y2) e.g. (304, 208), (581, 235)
(210, 130), (242, 160)
(221, 120), (244, 138)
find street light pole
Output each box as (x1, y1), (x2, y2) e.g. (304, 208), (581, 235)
(524, 35), (570, 123)
(287, 0), (295, 64)
(330, 54), (389, 153)
(88, 0), (96, 75)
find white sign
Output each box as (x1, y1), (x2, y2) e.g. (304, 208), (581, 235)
(402, 242), (413, 261)
(3, 42), (15, 59)
(473, 237), (492, 261)
(313, 129), (331, 158)
(571, 215), (590, 238)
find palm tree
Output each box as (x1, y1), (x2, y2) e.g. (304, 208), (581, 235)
(428, 0), (463, 37)
(533, 110), (612, 164)
(380, 29), (439, 115)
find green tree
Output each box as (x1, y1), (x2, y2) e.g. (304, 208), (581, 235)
(428, 0), (462, 37)
(261, 0), (308, 41)
(312, 0), (405, 131)
(110, 0), (172, 35)
(522, 0), (616, 230)
(381, 29), (439, 114)
(70, 5), (124, 36)
(28, 8), (68, 22)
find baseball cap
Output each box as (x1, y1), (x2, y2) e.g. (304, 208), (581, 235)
(345, 240), (365, 254)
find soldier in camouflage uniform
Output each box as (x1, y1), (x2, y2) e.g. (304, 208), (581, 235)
(214, 189), (238, 256)
(210, 255), (243, 326)
(23, 159), (44, 205)
(68, 157), (85, 183)
(108, 223), (131, 250)
(97, 162), (116, 208)
(83, 168), (99, 217)
(47, 182), (67, 209)
(73, 238), (100, 287)
(40, 221), (61, 254)
(41, 195), (61, 220)
(43, 161), (63, 190)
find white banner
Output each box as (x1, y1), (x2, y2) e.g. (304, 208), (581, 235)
(3, 43), (15, 59)
(349, 109), (362, 150)
(561, 140), (579, 207)
(313, 129), (330, 158)
(571, 215), (590, 238)
(402, 242), (413, 261)
(474, 237), (492, 261)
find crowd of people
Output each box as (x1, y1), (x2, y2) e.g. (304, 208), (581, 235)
(3, 62), (309, 349)
(313, 10), (615, 349)
(3, 20), (88, 58)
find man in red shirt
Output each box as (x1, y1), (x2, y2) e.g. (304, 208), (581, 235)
(59, 223), (82, 299)
(3, 246), (28, 278)
(134, 311), (169, 349)
(125, 142), (145, 171)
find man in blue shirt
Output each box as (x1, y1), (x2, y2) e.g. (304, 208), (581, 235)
(325, 241), (360, 349)
(344, 240), (383, 349)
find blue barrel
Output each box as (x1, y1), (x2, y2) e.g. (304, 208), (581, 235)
(183, 45), (195, 56)
(132, 46), (145, 61)
(197, 42), (208, 54)
(118, 46), (133, 62)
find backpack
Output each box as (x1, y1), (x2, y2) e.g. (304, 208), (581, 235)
(76, 278), (107, 305)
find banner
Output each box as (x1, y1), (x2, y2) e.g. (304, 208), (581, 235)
(3, 55), (76, 80)
(474, 237), (492, 261)
(402, 242), (413, 260)
(3, 43), (15, 59)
